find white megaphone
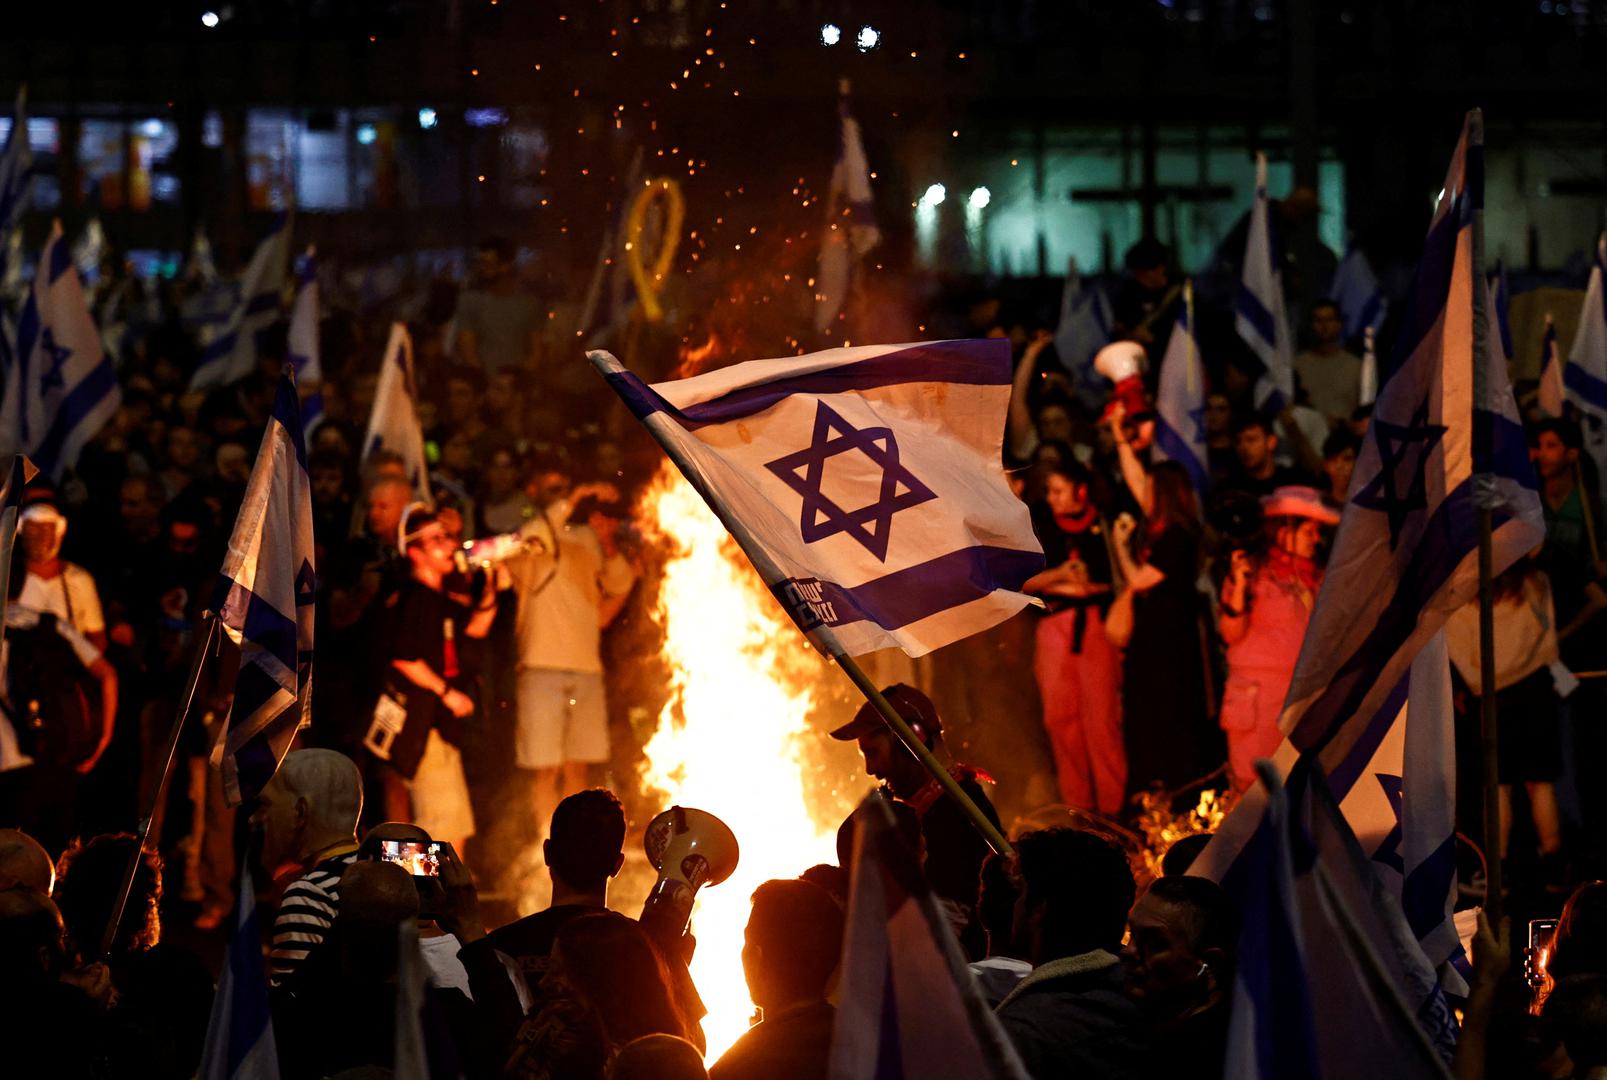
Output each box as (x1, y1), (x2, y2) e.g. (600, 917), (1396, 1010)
(1093, 340), (1150, 421)
(639, 806), (740, 948)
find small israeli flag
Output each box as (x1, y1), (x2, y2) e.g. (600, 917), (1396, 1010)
(815, 83), (880, 336)
(1152, 297), (1209, 493)
(1539, 315), (1563, 419)
(199, 859), (281, 1079)
(360, 322), (432, 505)
(1331, 244), (1388, 342)
(1565, 235), (1607, 477)
(210, 372), (316, 806)
(189, 216), (290, 391)
(0, 220), (122, 478)
(287, 246), (323, 432)
(1238, 153), (1294, 415)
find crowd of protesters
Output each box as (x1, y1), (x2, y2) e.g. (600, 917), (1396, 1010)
(0, 223), (1606, 1078)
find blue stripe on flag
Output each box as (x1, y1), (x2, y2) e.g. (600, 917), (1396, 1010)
(1473, 409), (1537, 485)
(46, 234), (73, 284)
(1235, 285), (1278, 346)
(1565, 362), (1607, 412)
(1323, 674), (1410, 798)
(608, 340), (1011, 429)
(32, 360), (119, 475)
(774, 544), (1043, 634)
(1297, 479), (1487, 754)
(1380, 212), (1459, 390)
(213, 572), (300, 674)
(198, 329), (240, 367)
(1153, 416), (1208, 493)
(1402, 835), (1458, 943)
(245, 291), (279, 317)
(223, 884), (274, 1074)
(271, 375), (309, 473)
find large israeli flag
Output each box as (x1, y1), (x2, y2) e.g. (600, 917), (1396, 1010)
(189, 216), (290, 391)
(287, 246), (323, 432)
(1239, 153), (1294, 415)
(593, 339), (1043, 658)
(210, 372), (316, 806)
(814, 84), (880, 336)
(1565, 236), (1607, 477)
(1331, 244), (1388, 342)
(199, 859), (281, 1080)
(360, 321), (432, 505)
(1152, 300), (1209, 492)
(0, 221), (122, 478)
(1197, 111), (1543, 1073)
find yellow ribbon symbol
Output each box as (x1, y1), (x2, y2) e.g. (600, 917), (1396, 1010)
(624, 177), (685, 323)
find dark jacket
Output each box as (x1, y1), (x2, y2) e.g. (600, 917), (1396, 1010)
(994, 951), (1153, 1079)
(709, 1001), (835, 1080)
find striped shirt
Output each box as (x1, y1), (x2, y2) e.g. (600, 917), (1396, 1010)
(268, 850), (357, 987)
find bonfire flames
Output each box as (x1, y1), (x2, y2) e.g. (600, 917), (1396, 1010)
(638, 462), (857, 1060)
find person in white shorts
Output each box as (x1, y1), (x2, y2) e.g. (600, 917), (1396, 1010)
(505, 486), (637, 835)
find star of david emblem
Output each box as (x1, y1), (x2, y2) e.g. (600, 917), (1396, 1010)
(763, 401), (937, 561)
(1351, 398), (1447, 550)
(1370, 773), (1405, 875)
(295, 559), (318, 608)
(1185, 402), (1207, 445)
(38, 328), (71, 393)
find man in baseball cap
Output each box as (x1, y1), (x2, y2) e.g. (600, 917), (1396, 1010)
(832, 684), (1001, 957)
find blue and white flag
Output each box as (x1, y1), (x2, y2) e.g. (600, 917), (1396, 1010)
(0, 87), (33, 256)
(1331, 244), (1388, 342)
(593, 340), (1043, 658)
(1052, 259), (1113, 407)
(1539, 315), (1564, 419)
(0, 221), (122, 478)
(830, 794), (1030, 1080)
(1198, 110), (1542, 1063)
(210, 372), (316, 806)
(199, 859), (281, 1080)
(360, 321), (432, 505)
(189, 216), (290, 391)
(1152, 298), (1209, 493)
(815, 84), (880, 336)
(1220, 761), (1456, 1080)
(287, 246), (323, 432)
(1239, 153), (1294, 415)
(1565, 236), (1607, 478)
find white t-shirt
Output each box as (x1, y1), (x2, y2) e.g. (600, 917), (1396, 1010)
(419, 932), (473, 998)
(507, 514), (635, 674)
(18, 563), (106, 637)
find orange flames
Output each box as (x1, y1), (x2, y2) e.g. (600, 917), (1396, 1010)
(637, 461), (855, 1061)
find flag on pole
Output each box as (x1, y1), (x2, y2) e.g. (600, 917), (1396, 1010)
(1565, 236), (1607, 478)
(1239, 153), (1294, 415)
(189, 216), (290, 391)
(1359, 326), (1379, 408)
(287, 246), (323, 432)
(210, 372), (316, 806)
(592, 340), (1043, 658)
(1539, 315), (1564, 419)
(199, 859), (281, 1080)
(1331, 244), (1389, 343)
(0, 221), (122, 478)
(1220, 761), (1456, 1080)
(0, 87), (33, 252)
(1197, 109), (1542, 1057)
(814, 82), (880, 336)
(359, 322), (432, 506)
(1052, 259), (1113, 406)
(829, 794), (1030, 1080)
(1152, 298), (1209, 492)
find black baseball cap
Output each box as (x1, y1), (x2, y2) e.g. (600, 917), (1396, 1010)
(829, 683), (943, 746)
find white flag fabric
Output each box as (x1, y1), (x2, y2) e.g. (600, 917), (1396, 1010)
(287, 247), (323, 432)
(1332, 245), (1389, 342)
(199, 859), (281, 1080)
(1197, 109), (1542, 1064)
(593, 340), (1043, 658)
(189, 216), (290, 391)
(815, 90), (881, 335)
(360, 321), (432, 505)
(1565, 236), (1607, 478)
(1218, 762), (1456, 1080)
(1359, 326), (1379, 408)
(828, 794), (1029, 1080)
(1152, 305), (1209, 492)
(1239, 153), (1294, 415)
(1539, 316), (1564, 419)
(0, 221), (122, 478)
(210, 373), (316, 806)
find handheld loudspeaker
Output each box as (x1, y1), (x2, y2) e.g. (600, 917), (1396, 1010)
(1093, 341), (1150, 421)
(639, 806), (740, 947)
